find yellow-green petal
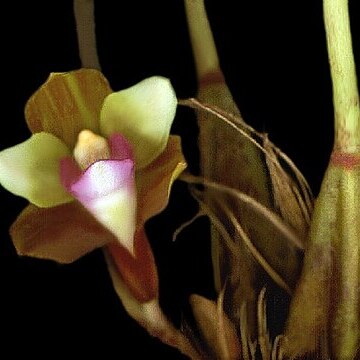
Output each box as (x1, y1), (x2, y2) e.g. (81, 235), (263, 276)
(25, 69), (112, 148)
(0, 132), (73, 207)
(100, 76), (177, 169)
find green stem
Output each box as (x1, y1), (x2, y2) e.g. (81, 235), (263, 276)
(73, 0), (101, 70)
(323, 0), (360, 152)
(184, 0), (220, 80)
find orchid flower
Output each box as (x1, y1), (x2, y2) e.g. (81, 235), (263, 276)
(0, 69), (186, 303)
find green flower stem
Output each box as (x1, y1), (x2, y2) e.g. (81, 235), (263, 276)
(73, 0), (101, 70)
(323, 2), (360, 354)
(184, 0), (220, 80)
(324, 0), (360, 152)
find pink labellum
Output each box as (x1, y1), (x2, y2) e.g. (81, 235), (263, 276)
(60, 157), (137, 254)
(61, 159), (134, 201)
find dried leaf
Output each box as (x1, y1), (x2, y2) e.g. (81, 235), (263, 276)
(183, 0), (313, 343)
(190, 293), (241, 359)
(180, 99), (312, 337)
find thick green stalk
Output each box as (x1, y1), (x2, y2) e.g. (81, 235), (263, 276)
(324, 2), (360, 354)
(285, 1), (360, 357)
(324, 0), (360, 152)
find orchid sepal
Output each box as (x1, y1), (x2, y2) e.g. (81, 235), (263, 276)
(25, 69), (112, 149)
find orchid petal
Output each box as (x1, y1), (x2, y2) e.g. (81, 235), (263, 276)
(10, 202), (115, 263)
(100, 76), (177, 169)
(25, 69), (112, 148)
(136, 135), (187, 226)
(61, 159), (137, 254)
(0, 132), (72, 207)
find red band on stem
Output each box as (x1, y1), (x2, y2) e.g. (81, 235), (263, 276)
(199, 70), (225, 87)
(331, 151), (360, 169)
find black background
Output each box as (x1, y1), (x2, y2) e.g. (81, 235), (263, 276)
(1, 1), (359, 358)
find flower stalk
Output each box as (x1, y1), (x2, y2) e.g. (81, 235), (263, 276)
(324, 0), (360, 152)
(73, 0), (101, 70)
(284, 0), (360, 358)
(184, 0), (220, 81)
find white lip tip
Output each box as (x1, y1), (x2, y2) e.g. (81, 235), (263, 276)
(122, 241), (135, 257)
